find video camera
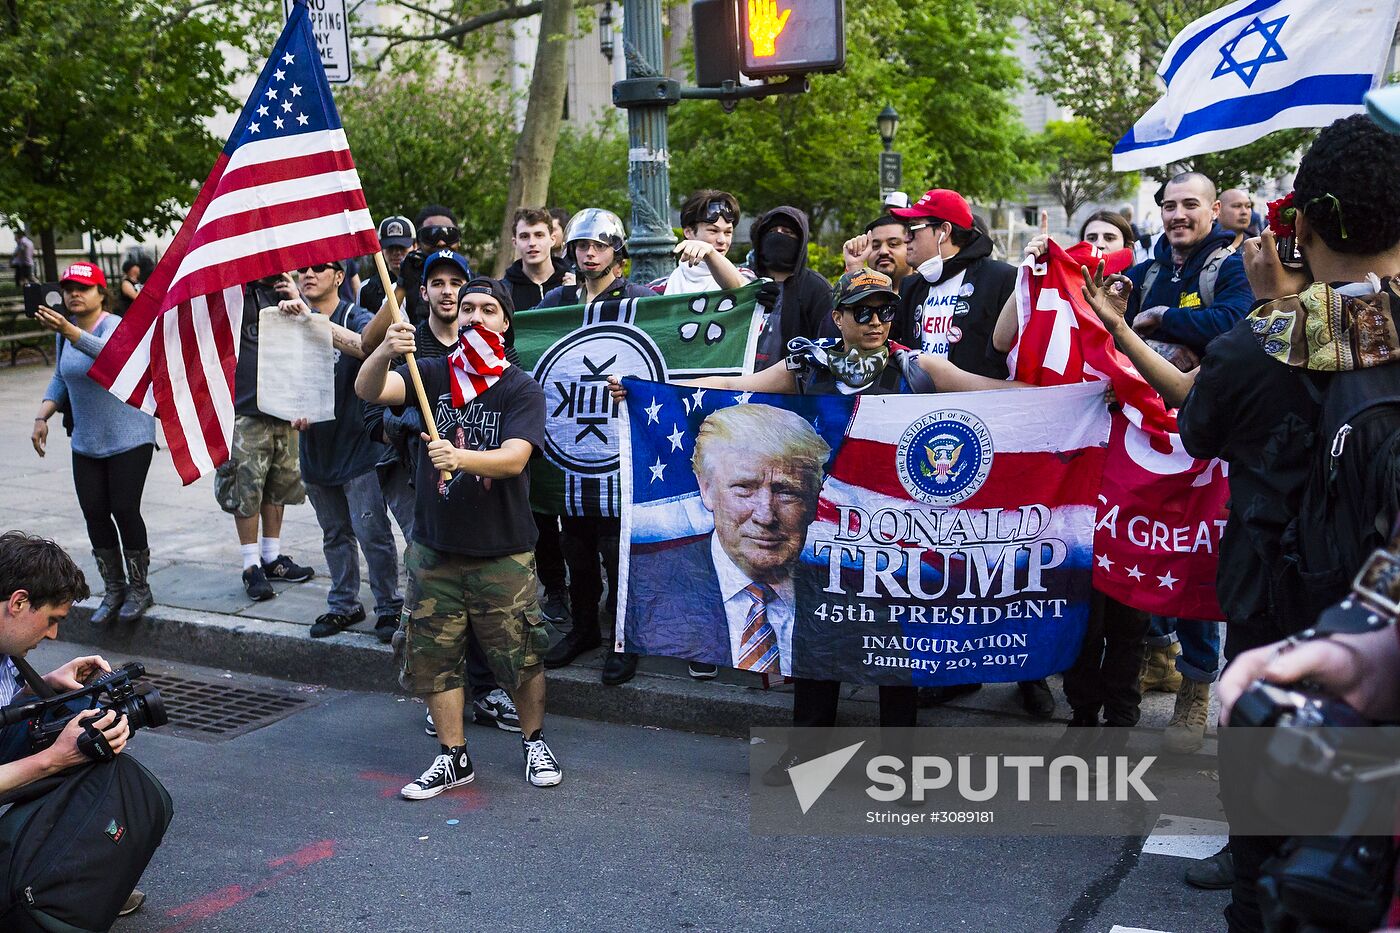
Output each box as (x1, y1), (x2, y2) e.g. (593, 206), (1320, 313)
(0, 662), (167, 763)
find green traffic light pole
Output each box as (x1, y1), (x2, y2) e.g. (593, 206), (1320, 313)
(614, 0), (810, 282)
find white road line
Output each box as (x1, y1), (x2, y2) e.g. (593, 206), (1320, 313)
(1110, 926), (1174, 933)
(1142, 813), (1230, 860)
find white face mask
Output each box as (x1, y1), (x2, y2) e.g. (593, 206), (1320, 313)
(917, 231), (947, 283)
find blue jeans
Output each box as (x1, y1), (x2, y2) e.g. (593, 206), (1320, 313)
(1146, 615), (1220, 683)
(306, 471), (403, 619)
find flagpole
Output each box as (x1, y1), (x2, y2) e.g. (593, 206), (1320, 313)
(373, 250), (451, 484)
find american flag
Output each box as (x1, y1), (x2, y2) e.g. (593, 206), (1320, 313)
(89, 0), (379, 484)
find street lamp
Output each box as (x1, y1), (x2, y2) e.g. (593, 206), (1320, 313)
(876, 105), (902, 197)
(877, 105), (900, 152)
(599, 3), (614, 62)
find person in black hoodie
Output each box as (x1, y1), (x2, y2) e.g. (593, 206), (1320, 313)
(500, 208), (567, 320)
(891, 188), (1015, 381)
(749, 206), (835, 370)
(498, 207), (570, 631)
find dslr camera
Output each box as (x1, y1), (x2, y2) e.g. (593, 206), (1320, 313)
(1231, 678), (1399, 933)
(0, 663), (167, 763)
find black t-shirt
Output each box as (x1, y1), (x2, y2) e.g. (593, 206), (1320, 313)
(392, 359), (545, 557)
(1177, 320), (1323, 627)
(233, 281), (285, 419)
(300, 302), (386, 486)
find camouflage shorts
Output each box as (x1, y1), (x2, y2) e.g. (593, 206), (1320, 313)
(395, 543), (547, 695)
(214, 415), (306, 518)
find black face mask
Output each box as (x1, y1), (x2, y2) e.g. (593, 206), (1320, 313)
(761, 231), (801, 273)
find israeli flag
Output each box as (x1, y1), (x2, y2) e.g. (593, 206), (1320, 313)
(1113, 0), (1400, 171)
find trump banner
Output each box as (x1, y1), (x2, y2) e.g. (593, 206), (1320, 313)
(512, 283), (762, 518)
(1008, 242), (1231, 621)
(617, 378), (1111, 686)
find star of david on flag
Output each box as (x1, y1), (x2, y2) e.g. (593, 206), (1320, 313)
(1212, 15), (1288, 87)
(1112, 0), (1400, 171)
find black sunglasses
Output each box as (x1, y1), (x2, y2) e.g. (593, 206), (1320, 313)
(844, 301), (898, 324)
(700, 199), (737, 225)
(419, 224), (460, 246)
(298, 264), (340, 274)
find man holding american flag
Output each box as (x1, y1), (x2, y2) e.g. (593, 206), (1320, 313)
(86, 0), (381, 600)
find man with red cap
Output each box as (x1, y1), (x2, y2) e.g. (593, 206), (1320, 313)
(891, 188), (1016, 380)
(891, 189), (1053, 718)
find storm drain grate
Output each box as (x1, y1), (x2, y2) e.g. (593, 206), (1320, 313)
(140, 672), (311, 743)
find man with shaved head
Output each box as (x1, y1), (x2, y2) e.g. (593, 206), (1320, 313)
(1219, 188), (1257, 249)
(1117, 170), (1255, 759)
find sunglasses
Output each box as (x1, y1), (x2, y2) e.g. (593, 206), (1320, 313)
(844, 301), (898, 324)
(700, 199), (737, 225)
(419, 224), (460, 246)
(298, 264), (340, 274)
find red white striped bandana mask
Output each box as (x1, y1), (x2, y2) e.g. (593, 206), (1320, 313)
(447, 324), (510, 407)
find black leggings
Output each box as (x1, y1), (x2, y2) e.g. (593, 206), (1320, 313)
(71, 445), (153, 551)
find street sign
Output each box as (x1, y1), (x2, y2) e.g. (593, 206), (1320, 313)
(879, 151), (902, 195)
(283, 0), (351, 84)
(739, 0), (845, 78)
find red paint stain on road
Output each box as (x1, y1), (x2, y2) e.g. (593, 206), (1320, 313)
(159, 839), (336, 933)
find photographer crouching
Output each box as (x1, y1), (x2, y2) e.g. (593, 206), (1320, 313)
(0, 530), (171, 929)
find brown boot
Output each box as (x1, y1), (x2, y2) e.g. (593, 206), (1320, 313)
(1163, 676), (1212, 754)
(1139, 642), (1182, 693)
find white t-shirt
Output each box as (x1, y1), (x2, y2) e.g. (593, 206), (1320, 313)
(916, 270), (970, 358)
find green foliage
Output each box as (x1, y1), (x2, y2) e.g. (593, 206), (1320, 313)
(669, 0), (1035, 245)
(1031, 118), (1133, 221)
(338, 71), (518, 262)
(548, 121), (630, 218)
(0, 0), (272, 239)
(1024, 0), (1309, 186)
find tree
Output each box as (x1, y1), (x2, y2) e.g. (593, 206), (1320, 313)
(1032, 119), (1133, 223)
(337, 71), (518, 259)
(355, 1), (605, 275)
(1024, 0), (1310, 187)
(669, 0), (1036, 243)
(0, 0), (270, 277)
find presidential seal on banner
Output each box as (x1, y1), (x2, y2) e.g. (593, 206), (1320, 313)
(896, 409), (994, 506)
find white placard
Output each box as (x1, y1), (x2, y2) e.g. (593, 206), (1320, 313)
(284, 0), (352, 84)
(256, 308), (336, 424)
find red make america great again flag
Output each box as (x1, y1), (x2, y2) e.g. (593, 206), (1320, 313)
(1007, 241), (1229, 621)
(88, 1), (378, 484)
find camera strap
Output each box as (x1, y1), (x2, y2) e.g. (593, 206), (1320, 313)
(11, 657), (56, 700)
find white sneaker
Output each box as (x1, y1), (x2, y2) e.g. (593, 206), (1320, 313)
(401, 749), (474, 800)
(424, 711), (436, 737)
(523, 733), (562, 787)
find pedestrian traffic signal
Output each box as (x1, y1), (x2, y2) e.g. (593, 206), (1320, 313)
(739, 0), (844, 78)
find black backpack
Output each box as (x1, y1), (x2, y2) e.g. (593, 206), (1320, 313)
(1281, 364), (1400, 623)
(0, 754), (172, 933)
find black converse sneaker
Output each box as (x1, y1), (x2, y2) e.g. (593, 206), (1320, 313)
(523, 730), (562, 787)
(401, 746), (474, 800)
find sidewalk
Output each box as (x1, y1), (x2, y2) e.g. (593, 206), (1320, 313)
(0, 362), (1207, 739)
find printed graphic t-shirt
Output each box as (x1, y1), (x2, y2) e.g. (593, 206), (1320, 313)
(392, 359), (546, 557)
(916, 270), (969, 358)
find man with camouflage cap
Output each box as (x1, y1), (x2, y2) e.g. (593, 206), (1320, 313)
(356, 276), (562, 795)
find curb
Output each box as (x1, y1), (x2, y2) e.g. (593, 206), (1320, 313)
(64, 602), (804, 738)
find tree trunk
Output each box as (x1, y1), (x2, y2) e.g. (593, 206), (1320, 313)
(492, 0), (572, 277)
(38, 227), (58, 281)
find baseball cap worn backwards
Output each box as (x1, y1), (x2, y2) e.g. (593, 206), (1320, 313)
(892, 189), (974, 228)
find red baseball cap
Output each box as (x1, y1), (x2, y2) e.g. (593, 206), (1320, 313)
(59, 262), (107, 289)
(892, 188), (974, 229)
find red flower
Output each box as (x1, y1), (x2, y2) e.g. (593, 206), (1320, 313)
(1266, 192), (1297, 238)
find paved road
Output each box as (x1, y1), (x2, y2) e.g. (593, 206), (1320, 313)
(18, 642), (1227, 933)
